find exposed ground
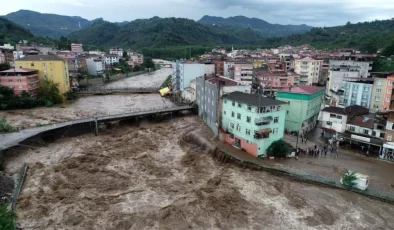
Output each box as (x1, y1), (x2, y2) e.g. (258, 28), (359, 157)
(4, 116), (394, 230)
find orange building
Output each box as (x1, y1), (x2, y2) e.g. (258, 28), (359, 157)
(0, 68), (40, 97)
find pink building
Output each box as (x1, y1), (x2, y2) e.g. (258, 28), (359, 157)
(234, 61), (253, 84)
(71, 43), (83, 54)
(0, 68), (40, 97)
(254, 68), (300, 91)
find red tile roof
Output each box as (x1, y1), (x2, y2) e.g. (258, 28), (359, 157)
(278, 85), (325, 94)
(321, 105), (369, 116)
(208, 76), (239, 86)
(347, 115), (375, 129)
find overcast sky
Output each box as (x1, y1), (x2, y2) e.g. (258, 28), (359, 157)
(1, 0), (394, 27)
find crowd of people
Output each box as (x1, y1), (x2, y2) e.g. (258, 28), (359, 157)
(296, 144), (339, 158)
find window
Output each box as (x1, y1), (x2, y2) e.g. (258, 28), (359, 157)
(364, 87), (368, 91)
(231, 112), (234, 118)
(349, 126), (355, 131)
(377, 80), (382, 86)
(388, 89), (392, 94)
(224, 100), (227, 104)
(232, 101), (235, 106)
(274, 117), (279, 123)
(375, 96), (380, 102)
(380, 133), (385, 138)
(273, 128), (278, 135)
(388, 134), (392, 141)
(8, 79), (12, 82)
(326, 121), (332, 126)
(364, 129), (369, 135)
(224, 111), (226, 115)
(330, 114), (337, 118)
(230, 123), (234, 129)
(237, 113), (241, 120)
(246, 116), (251, 123)
(246, 129), (251, 135)
(30, 63), (34, 67)
(236, 124), (241, 132)
(17, 79), (21, 82)
(376, 89), (382, 93)
(238, 103), (242, 108)
(372, 131), (376, 137)
(247, 105), (252, 111)
(387, 97), (391, 103)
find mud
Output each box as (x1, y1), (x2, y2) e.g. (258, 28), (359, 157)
(4, 117), (394, 229)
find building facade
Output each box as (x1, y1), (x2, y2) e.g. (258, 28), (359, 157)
(71, 43), (83, 54)
(196, 76), (251, 135)
(294, 57), (322, 85)
(234, 62), (253, 84)
(172, 61), (205, 98)
(129, 53), (144, 65)
(370, 74), (394, 113)
(0, 68), (40, 97)
(86, 58), (104, 76)
(104, 55), (119, 65)
(341, 80), (373, 109)
(276, 86), (324, 133)
(14, 55), (70, 94)
(220, 91), (287, 157)
(109, 47), (124, 57)
(254, 68), (300, 92)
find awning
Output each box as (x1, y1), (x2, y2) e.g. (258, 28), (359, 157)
(258, 128), (272, 134)
(159, 87), (170, 96)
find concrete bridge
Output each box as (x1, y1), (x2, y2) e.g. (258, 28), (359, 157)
(0, 105), (195, 151)
(75, 87), (160, 95)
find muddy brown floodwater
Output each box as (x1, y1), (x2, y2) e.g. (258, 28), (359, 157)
(4, 116), (394, 230)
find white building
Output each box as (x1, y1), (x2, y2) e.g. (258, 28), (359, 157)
(184, 79), (197, 102)
(0, 52), (5, 64)
(234, 61), (253, 84)
(109, 47), (124, 57)
(294, 57), (322, 85)
(13, 51), (25, 60)
(224, 61), (235, 78)
(329, 59), (372, 78)
(0, 44), (14, 50)
(204, 64), (215, 75)
(71, 43), (83, 54)
(172, 61), (205, 98)
(104, 55), (119, 65)
(128, 52), (144, 65)
(86, 58), (104, 75)
(89, 50), (105, 56)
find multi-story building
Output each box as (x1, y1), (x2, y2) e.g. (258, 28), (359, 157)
(213, 60), (224, 76)
(204, 63), (215, 75)
(104, 55), (119, 65)
(71, 43), (83, 54)
(223, 61), (235, 78)
(14, 55), (70, 94)
(172, 61), (205, 98)
(278, 53), (293, 71)
(294, 57), (322, 85)
(252, 60), (265, 69)
(86, 58), (104, 76)
(129, 53), (144, 65)
(254, 68), (299, 93)
(319, 105), (369, 139)
(196, 75), (251, 135)
(341, 80), (374, 109)
(0, 51), (6, 64)
(88, 50), (105, 56)
(320, 62), (329, 84)
(109, 47), (124, 57)
(13, 51), (25, 60)
(370, 72), (394, 113)
(276, 85), (325, 133)
(220, 91), (287, 157)
(234, 61), (253, 84)
(0, 68), (40, 97)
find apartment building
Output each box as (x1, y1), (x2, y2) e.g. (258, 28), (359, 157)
(14, 55), (70, 94)
(294, 57), (322, 85)
(220, 91), (287, 157)
(370, 73), (394, 113)
(196, 76), (251, 135)
(71, 43), (83, 54)
(234, 61), (253, 84)
(109, 47), (124, 57)
(86, 58), (104, 76)
(172, 61), (205, 98)
(253, 68), (300, 93)
(104, 54), (119, 65)
(0, 68), (40, 97)
(276, 85), (325, 133)
(128, 52), (144, 65)
(341, 80), (374, 109)
(223, 61), (235, 78)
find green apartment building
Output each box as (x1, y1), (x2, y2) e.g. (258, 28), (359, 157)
(276, 86), (325, 134)
(220, 91), (287, 157)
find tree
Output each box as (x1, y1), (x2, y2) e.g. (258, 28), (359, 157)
(0, 116), (13, 133)
(142, 57), (155, 70)
(341, 170), (358, 189)
(266, 140), (290, 158)
(0, 63), (10, 71)
(0, 204), (16, 229)
(0, 85), (14, 110)
(122, 51), (128, 59)
(36, 80), (62, 105)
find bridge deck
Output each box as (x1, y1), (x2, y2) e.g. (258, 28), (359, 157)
(0, 106), (193, 151)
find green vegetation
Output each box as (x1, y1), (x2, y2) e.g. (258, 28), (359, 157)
(266, 140), (290, 158)
(0, 64), (10, 71)
(5, 10), (92, 38)
(142, 57), (155, 70)
(341, 170), (358, 189)
(68, 17), (264, 48)
(0, 204), (16, 230)
(199, 15), (312, 37)
(160, 75), (172, 89)
(0, 117), (13, 133)
(63, 90), (78, 101)
(36, 79), (63, 105)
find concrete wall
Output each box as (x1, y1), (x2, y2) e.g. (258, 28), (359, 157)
(204, 64), (215, 75)
(196, 77), (219, 135)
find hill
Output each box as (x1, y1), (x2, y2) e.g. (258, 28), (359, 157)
(5, 10), (92, 38)
(198, 15), (312, 37)
(272, 19), (394, 52)
(68, 17), (265, 48)
(0, 16), (35, 44)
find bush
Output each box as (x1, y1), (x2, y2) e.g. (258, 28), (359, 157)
(266, 140), (290, 158)
(63, 90), (77, 101)
(0, 117), (13, 133)
(342, 170), (358, 189)
(0, 204), (15, 230)
(36, 79), (62, 105)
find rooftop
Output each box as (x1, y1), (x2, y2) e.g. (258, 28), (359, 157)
(0, 68), (37, 73)
(222, 91), (286, 107)
(278, 85), (325, 94)
(208, 76), (239, 86)
(17, 55), (63, 61)
(321, 105), (369, 116)
(347, 115), (375, 129)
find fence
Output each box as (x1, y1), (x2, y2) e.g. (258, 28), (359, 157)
(10, 163), (28, 211)
(214, 148), (394, 204)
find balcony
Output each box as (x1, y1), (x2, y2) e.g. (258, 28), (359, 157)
(254, 129), (272, 139)
(255, 116), (272, 126)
